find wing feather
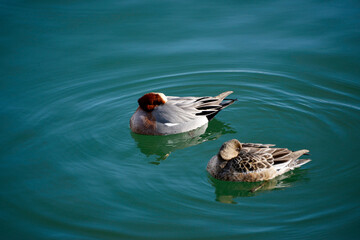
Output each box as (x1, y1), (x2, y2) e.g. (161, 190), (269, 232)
(155, 91), (236, 123)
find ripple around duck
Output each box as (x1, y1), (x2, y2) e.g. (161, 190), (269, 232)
(2, 0), (360, 237)
(121, 69), (360, 202)
(7, 67), (359, 239)
(29, 67), (359, 181)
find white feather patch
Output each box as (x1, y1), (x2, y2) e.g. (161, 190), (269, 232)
(164, 123), (179, 126)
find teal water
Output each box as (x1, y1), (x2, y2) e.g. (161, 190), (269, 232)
(1, 0), (360, 239)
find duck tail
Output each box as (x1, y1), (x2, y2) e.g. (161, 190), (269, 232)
(294, 158), (311, 168)
(288, 149), (311, 168)
(216, 91), (233, 99)
(221, 98), (237, 107)
(197, 91), (237, 121)
(217, 91), (237, 108)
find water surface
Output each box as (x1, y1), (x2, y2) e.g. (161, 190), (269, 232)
(1, 0), (360, 239)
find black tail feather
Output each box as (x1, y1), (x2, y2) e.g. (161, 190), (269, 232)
(206, 98), (237, 121)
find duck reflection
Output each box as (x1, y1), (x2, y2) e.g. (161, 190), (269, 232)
(131, 119), (235, 164)
(209, 169), (309, 204)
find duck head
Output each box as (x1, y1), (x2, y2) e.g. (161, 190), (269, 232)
(219, 139), (242, 161)
(138, 92), (167, 112)
(207, 139), (242, 176)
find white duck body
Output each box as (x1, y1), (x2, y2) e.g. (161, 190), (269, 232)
(130, 91), (235, 135)
(130, 107), (208, 135)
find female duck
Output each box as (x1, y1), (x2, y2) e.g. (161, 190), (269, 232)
(207, 139), (310, 182)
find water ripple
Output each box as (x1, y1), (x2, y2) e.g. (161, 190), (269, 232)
(3, 65), (359, 239)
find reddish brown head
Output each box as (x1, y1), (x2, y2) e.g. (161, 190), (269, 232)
(138, 92), (168, 112)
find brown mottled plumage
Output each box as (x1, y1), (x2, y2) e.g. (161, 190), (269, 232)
(207, 139), (310, 182)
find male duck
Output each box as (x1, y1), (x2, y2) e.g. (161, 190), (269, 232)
(130, 91), (236, 135)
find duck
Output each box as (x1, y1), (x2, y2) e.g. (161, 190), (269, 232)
(207, 139), (310, 182)
(130, 91), (236, 135)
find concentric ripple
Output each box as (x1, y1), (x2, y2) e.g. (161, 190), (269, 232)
(2, 65), (360, 239)
(2, 0), (360, 239)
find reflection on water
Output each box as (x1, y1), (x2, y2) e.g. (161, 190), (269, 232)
(209, 169), (309, 204)
(131, 119), (235, 164)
